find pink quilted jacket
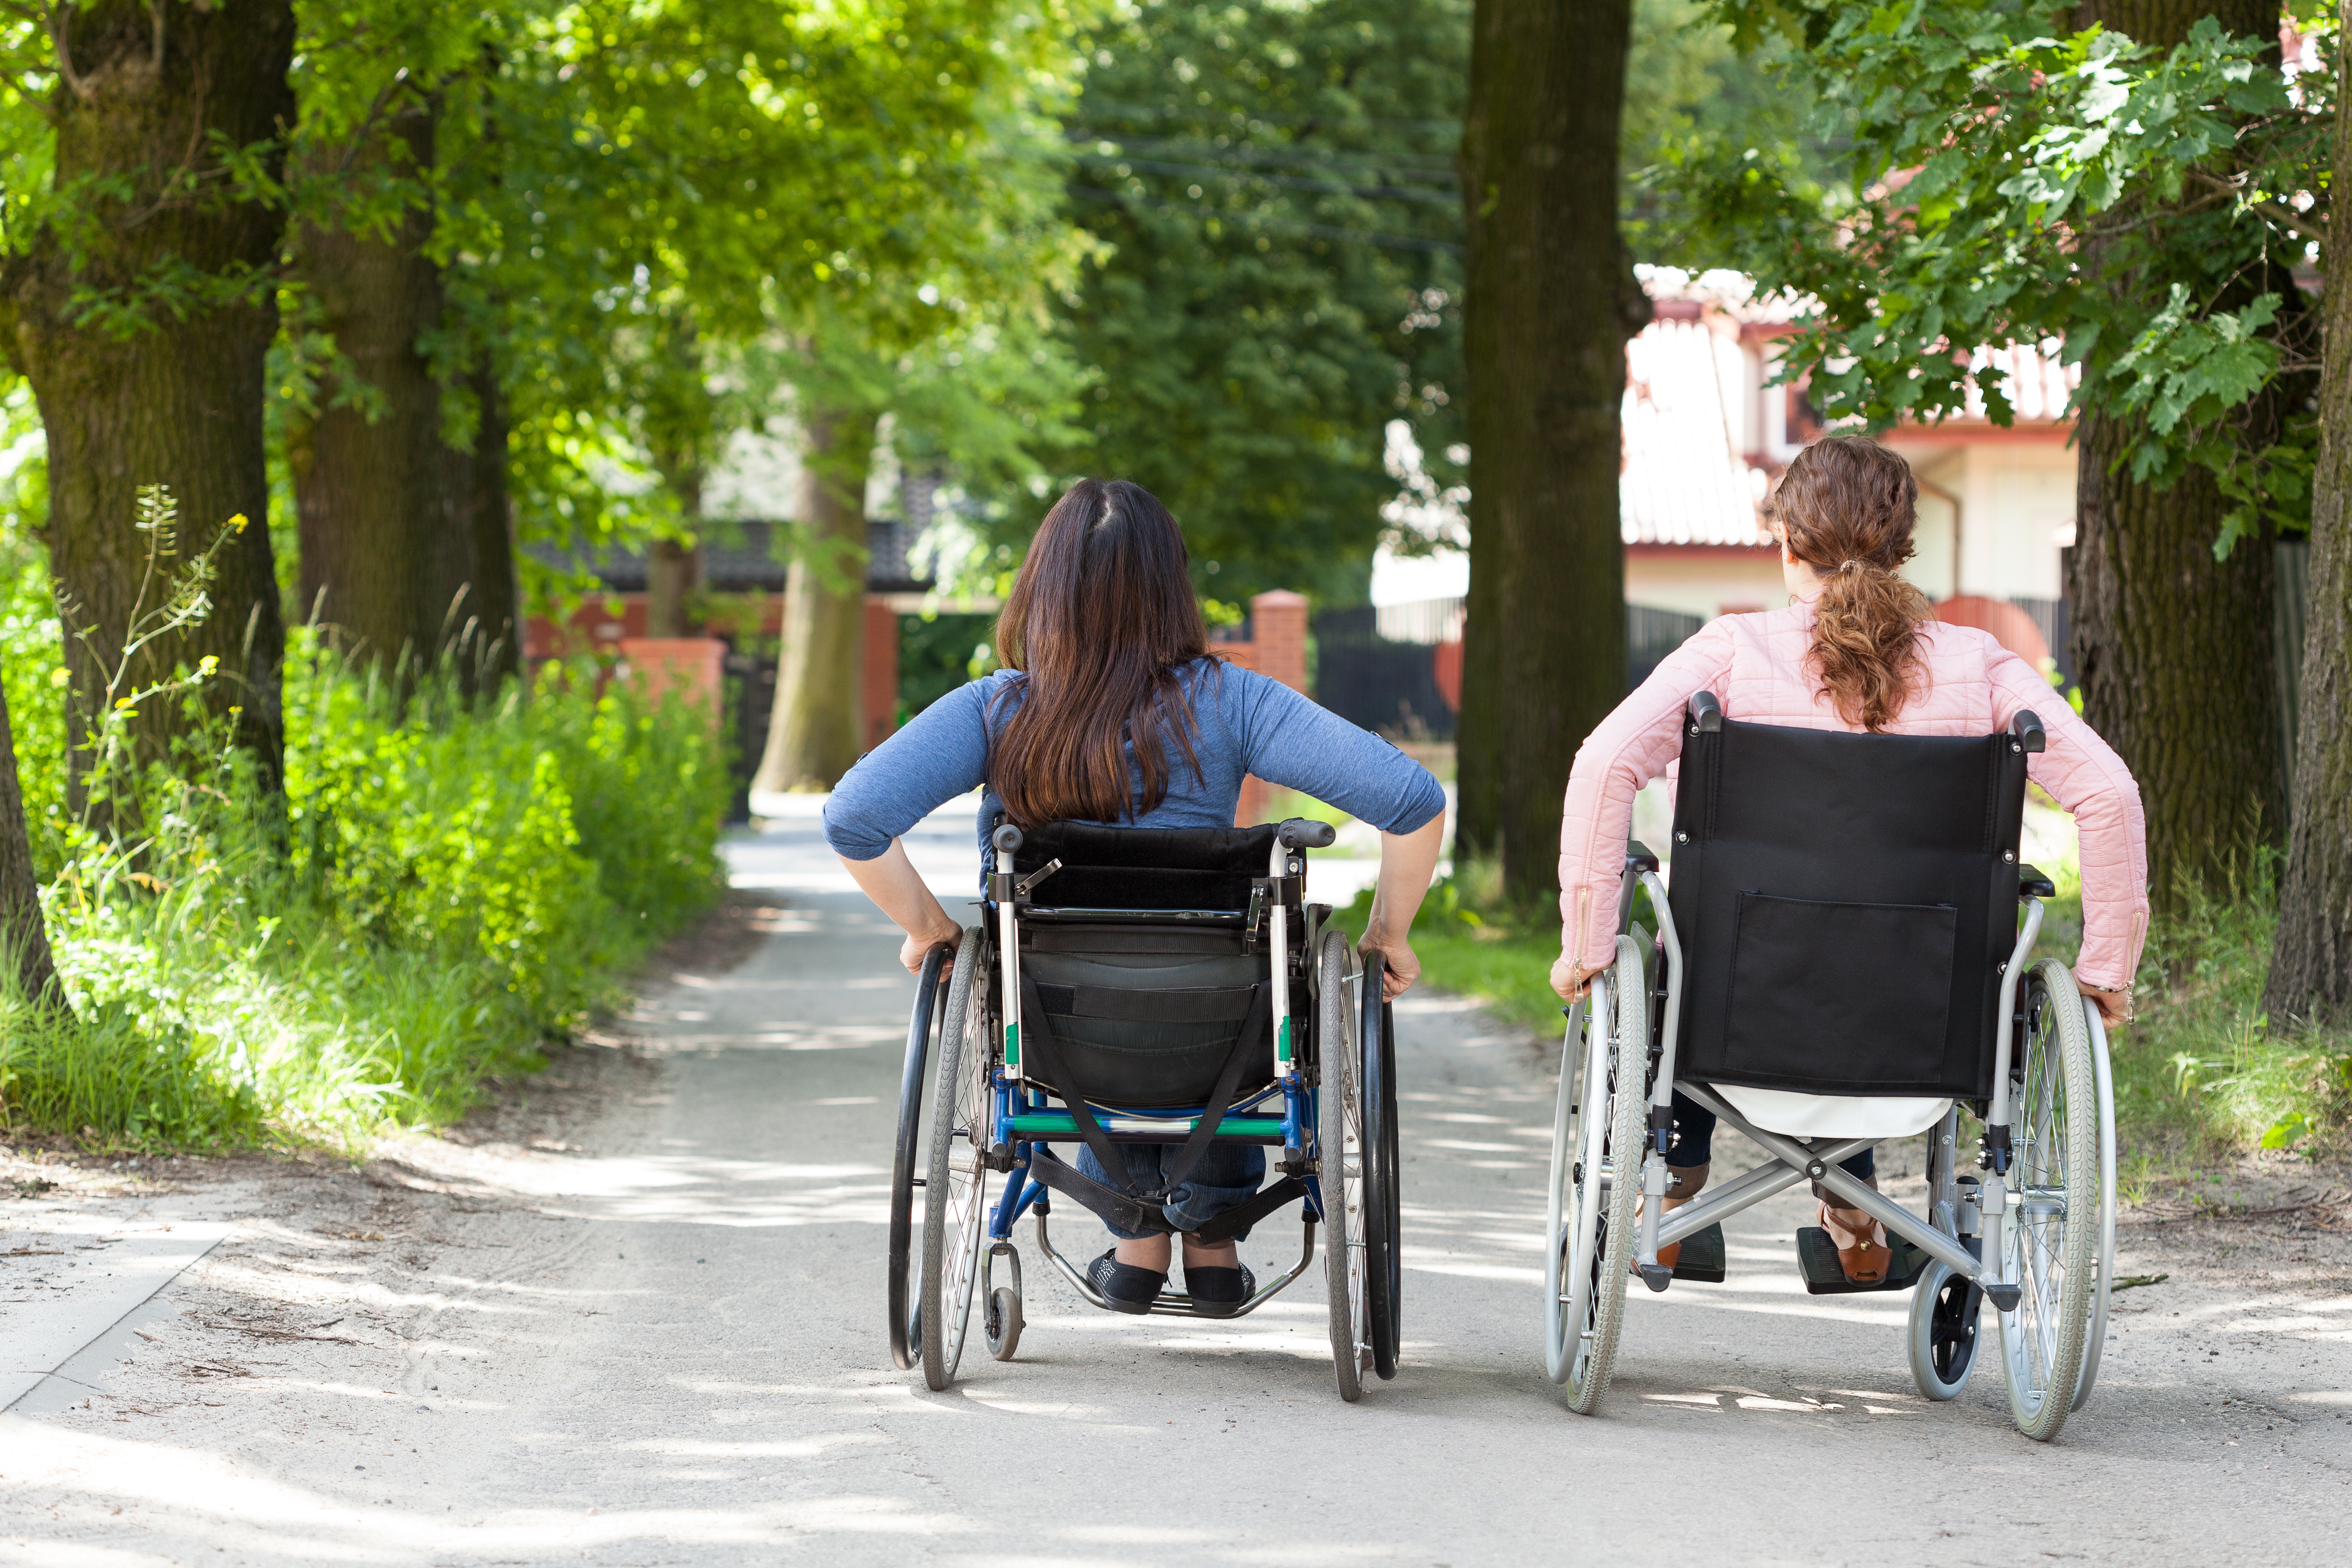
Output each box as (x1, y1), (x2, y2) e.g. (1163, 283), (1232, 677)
(1557, 593), (2149, 992)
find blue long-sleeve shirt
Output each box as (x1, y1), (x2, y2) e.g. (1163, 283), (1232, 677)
(823, 658), (1446, 863)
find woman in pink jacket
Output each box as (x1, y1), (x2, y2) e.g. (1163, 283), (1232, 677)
(1550, 435), (2148, 1284)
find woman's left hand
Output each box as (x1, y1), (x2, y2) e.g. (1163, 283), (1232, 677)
(1550, 952), (1597, 1002)
(900, 914), (964, 976)
(1358, 930), (1419, 999)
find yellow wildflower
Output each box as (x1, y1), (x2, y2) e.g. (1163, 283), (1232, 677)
(49, 667), (69, 687)
(228, 513), (249, 533)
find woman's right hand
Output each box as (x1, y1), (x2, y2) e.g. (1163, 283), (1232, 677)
(1550, 952), (1597, 1001)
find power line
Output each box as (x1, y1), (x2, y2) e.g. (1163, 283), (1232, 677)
(1077, 99), (1462, 135)
(1068, 185), (1464, 256)
(1066, 131), (1459, 180)
(1068, 151), (1458, 206)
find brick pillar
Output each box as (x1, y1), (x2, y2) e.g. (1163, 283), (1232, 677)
(1234, 590), (1310, 826)
(616, 638), (726, 729)
(862, 597), (900, 750)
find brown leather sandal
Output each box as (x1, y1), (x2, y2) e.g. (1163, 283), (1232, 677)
(1818, 1201), (1890, 1285)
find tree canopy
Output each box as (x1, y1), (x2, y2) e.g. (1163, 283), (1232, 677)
(1042, 0), (1469, 604)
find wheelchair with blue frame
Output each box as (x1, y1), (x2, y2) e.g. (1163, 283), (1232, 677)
(886, 815), (1403, 1400)
(1549, 692), (2118, 1441)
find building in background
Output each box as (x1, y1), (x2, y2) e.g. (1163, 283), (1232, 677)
(1337, 270), (2086, 742)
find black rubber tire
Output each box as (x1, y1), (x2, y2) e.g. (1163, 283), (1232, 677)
(1361, 955), (1402, 1380)
(888, 942), (955, 1371)
(985, 1286), (1023, 1361)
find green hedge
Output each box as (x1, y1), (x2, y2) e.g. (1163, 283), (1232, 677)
(0, 617), (726, 1150)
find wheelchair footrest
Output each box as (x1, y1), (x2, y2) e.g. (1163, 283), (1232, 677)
(1795, 1227), (1933, 1295)
(1668, 1223), (1726, 1283)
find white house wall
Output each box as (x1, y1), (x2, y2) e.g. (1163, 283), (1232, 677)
(1625, 550), (1787, 620)
(1883, 437), (2075, 601)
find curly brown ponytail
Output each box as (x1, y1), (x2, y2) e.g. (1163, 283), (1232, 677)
(1767, 436), (1933, 732)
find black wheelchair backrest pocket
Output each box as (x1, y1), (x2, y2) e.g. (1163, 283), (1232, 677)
(1722, 892), (1957, 1091)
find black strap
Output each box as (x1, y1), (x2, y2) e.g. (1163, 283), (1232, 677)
(1190, 1175), (1310, 1244)
(1017, 975), (1269, 1208)
(1035, 982), (1259, 1025)
(1025, 1145), (1176, 1236)
(1150, 985), (1268, 1202)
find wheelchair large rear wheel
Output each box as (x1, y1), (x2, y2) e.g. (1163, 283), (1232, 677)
(1319, 928), (1374, 1401)
(888, 941), (956, 1370)
(1997, 958), (2100, 1441)
(1546, 933), (1649, 1413)
(919, 928), (992, 1391)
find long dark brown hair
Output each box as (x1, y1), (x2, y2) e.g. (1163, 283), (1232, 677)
(988, 478), (1213, 825)
(1767, 435), (1934, 732)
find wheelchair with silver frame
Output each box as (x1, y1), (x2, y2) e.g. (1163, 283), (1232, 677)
(886, 816), (1402, 1400)
(1548, 692), (2118, 1441)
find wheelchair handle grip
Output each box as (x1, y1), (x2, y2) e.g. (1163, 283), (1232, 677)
(1278, 817), (1337, 850)
(992, 823), (1024, 854)
(1687, 690), (1723, 733)
(2010, 709), (2046, 754)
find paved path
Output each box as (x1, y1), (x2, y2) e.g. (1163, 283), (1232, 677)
(2, 810), (2347, 1565)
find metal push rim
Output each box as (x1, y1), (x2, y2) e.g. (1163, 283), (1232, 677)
(1321, 931), (1369, 1400)
(889, 940), (954, 1371)
(921, 933), (992, 1389)
(1999, 961), (2096, 1438)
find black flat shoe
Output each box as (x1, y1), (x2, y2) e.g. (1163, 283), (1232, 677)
(1087, 1250), (1165, 1315)
(1184, 1262), (1256, 1318)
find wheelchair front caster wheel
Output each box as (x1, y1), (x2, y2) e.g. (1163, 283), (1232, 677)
(1908, 1261), (1981, 1400)
(985, 1286), (1023, 1361)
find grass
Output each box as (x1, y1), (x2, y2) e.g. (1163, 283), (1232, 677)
(1349, 850), (2352, 1165)
(0, 625), (727, 1154)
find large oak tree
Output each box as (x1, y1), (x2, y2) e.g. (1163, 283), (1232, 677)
(1454, 0), (1643, 896)
(0, 3), (296, 805)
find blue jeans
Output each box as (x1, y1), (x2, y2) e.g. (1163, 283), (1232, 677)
(1666, 1089), (1876, 1184)
(1075, 1141), (1267, 1241)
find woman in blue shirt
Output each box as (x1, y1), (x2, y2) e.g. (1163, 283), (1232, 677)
(826, 478), (1446, 1312)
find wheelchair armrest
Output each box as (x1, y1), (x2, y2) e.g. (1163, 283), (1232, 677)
(1687, 690), (1723, 733)
(1278, 817), (1337, 850)
(2017, 863), (2057, 899)
(1625, 839), (1660, 875)
(2010, 709), (2046, 754)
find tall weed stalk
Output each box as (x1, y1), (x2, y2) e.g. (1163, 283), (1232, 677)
(0, 533), (724, 1150)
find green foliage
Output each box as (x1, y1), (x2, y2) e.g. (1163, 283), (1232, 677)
(1046, 0), (1469, 601)
(0, 619), (724, 1150)
(1666, 2), (2331, 550)
(899, 612), (1003, 719)
(2115, 853), (2352, 1157)
(1623, 0), (1835, 232)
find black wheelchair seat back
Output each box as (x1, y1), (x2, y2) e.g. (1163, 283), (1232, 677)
(1665, 712), (2031, 1099)
(1006, 821), (1292, 1110)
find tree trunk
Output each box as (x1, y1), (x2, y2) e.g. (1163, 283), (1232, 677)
(452, 357), (521, 689)
(754, 406), (877, 793)
(1458, 0), (1640, 903)
(291, 105), (473, 679)
(1, 3), (296, 808)
(2070, 0), (2285, 914)
(646, 540), (703, 637)
(646, 462), (704, 639)
(0, 682), (66, 1015)
(2262, 15), (2352, 1023)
